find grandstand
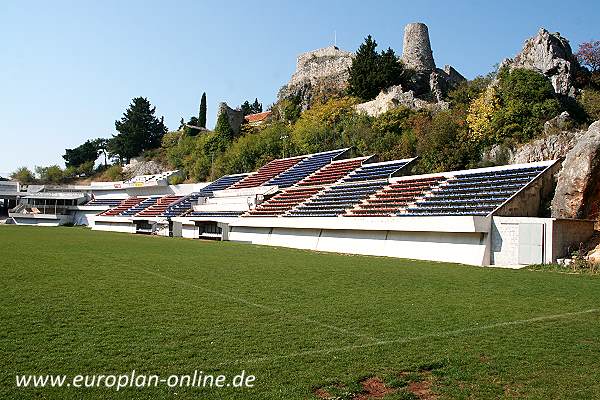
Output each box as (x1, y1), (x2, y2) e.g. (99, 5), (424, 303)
(9, 146), (578, 267)
(246, 156), (371, 217)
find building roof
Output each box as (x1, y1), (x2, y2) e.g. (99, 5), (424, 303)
(244, 111), (272, 123)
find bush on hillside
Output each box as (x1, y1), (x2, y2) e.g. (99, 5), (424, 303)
(210, 123), (291, 179)
(581, 88), (600, 121)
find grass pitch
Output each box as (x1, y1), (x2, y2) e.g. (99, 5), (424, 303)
(1, 226), (600, 399)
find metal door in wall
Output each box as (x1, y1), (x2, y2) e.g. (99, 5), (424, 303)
(518, 223), (544, 265)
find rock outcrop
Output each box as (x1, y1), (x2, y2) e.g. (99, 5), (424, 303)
(354, 85), (449, 117)
(122, 159), (170, 178)
(509, 112), (583, 163)
(502, 28), (582, 97)
(278, 46), (354, 110)
(552, 120), (600, 219)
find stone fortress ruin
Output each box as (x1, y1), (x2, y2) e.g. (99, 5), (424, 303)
(277, 22), (466, 117)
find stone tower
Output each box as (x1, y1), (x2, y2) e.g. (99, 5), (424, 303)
(402, 22), (435, 71)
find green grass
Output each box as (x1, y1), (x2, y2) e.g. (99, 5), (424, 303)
(1, 226), (600, 399)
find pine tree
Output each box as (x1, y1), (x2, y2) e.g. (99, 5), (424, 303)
(348, 35), (381, 100)
(111, 97), (167, 162)
(198, 92), (207, 128)
(251, 98), (263, 113)
(214, 110), (233, 143)
(240, 100), (252, 116)
(347, 36), (404, 101)
(378, 47), (404, 89)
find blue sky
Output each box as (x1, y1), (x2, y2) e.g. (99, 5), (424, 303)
(0, 0), (598, 175)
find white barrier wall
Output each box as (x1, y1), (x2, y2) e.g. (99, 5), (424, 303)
(90, 219), (136, 233)
(228, 216), (491, 266)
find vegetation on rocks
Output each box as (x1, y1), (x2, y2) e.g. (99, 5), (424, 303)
(12, 38), (600, 186)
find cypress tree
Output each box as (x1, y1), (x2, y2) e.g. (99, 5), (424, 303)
(198, 92), (207, 128)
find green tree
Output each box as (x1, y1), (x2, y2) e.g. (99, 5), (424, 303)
(91, 138), (109, 166)
(63, 140), (99, 168)
(347, 36), (405, 101)
(110, 97), (167, 163)
(35, 165), (65, 184)
(347, 35), (380, 100)
(241, 98), (263, 116)
(10, 167), (35, 184)
(240, 100), (252, 116)
(251, 98), (263, 114)
(198, 92), (207, 128)
(491, 68), (561, 142)
(415, 111), (479, 173)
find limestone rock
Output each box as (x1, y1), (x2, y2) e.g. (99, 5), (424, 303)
(510, 130), (583, 164)
(552, 120), (600, 219)
(278, 46), (354, 110)
(122, 159), (170, 178)
(503, 28), (582, 96)
(481, 144), (515, 165)
(354, 85), (449, 117)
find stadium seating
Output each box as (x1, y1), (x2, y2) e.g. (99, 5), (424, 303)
(231, 156), (305, 189)
(85, 198), (123, 207)
(296, 157), (368, 186)
(119, 197), (159, 216)
(99, 197), (142, 216)
(245, 186), (324, 216)
(346, 176), (446, 216)
(342, 159), (413, 182)
(287, 180), (388, 217)
(245, 157), (367, 217)
(136, 195), (183, 217)
(160, 173), (248, 217)
(264, 149), (349, 188)
(403, 166), (548, 216)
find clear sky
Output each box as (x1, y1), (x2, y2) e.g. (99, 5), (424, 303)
(0, 0), (598, 175)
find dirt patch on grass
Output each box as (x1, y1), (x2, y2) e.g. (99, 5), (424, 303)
(314, 388), (333, 399)
(314, 373), (438, 400)
(354, 377), (397, 399)
(408, 378), (437, 399)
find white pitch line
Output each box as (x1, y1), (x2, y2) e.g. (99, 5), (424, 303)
(216, 308), (600, 366)
(137, 267), (377, 341)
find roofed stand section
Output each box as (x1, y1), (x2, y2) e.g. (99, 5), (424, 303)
(346, 176), (446, 217)
(160, 173), (248, 217)
(264, 149), (349, 188)
(99, 197), (142, 216)
(245, 157), (367, 217)
(286, 159), (415, 217)
(231, 156), (305, 189)
(403, 165), (549, 216)
(136, 195), (183, 217)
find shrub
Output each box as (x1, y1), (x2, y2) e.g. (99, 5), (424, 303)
(10, 167), (36, 184)
(414, 110), (480, 173)
(210, 123), (290, 179)
(492, 68), (560, 142)
(35, 165), (65, 184)
(290, 97), (358, 154)
(466, 86), (500, 142)
(581, 88), (600, 121)
(101, 165), (123, 181)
